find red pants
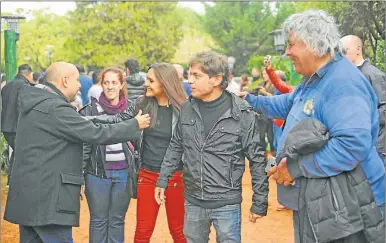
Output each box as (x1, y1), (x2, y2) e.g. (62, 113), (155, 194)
(134, 168), (186, 243)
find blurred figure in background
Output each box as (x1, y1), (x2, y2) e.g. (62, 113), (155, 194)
(88, 70), (103, 101)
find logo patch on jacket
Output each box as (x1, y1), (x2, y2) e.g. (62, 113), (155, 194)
(303, 98), (314, 115)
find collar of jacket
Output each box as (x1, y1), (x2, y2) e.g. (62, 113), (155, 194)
(315, 53), (343, 79)
(44, 82), (71, 103)
(15, 74), (32, 85)
(188, 90), (252, 121)
(358, 58), (370, 70)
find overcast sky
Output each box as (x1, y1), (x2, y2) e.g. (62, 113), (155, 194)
(1, 1), (207, 17)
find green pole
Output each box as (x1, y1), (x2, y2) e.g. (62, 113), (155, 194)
(4, 30), (17, 82)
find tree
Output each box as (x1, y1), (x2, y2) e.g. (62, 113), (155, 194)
(202, 2), (296, 75)
(172, 7), (216, 65)
(63, 2), (183, 70)
(15, 9), (70, 71)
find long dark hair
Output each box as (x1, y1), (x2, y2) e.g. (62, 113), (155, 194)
(139, 63), (187, 128)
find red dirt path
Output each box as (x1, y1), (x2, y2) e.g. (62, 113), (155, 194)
(1, 169), (294, 243)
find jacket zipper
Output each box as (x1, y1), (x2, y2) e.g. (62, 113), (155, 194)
(331, 188), (340, 211)
(307, 210), (319, 243)
(200, 113), (232, 199)
(95, 146), (98, 176)
(331, 186), (340, 222)
(230, 159), (234, 188)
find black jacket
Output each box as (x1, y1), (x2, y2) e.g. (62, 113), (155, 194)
(79, 98), (136, 181)
(156, 92), (268, 215)
(282, 118), (384, 243)
(358, 59), (385, 154)
(126, 73), (145, 102)
(4, 83), (142, 226)
(1, 74), (33, 149)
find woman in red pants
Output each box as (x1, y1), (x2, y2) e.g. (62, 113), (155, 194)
(134, 63), (187, 243)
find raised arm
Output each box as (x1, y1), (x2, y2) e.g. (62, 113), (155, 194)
(244, 91), (295, 120)
(266, 66), (294, 94)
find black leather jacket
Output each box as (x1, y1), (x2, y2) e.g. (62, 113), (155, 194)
(157, 92), (269, 216)
(79, 98), (136, 179)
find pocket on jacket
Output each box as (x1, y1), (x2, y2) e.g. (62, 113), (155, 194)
(181, 118), (196, 140)
(212, 126), (241, 151)
(57, 173), (84, 214)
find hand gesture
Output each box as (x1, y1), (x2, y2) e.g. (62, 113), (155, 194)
(237, 90), (248, 99)
(267, 158), (295, 186)
(264, 55), (271, 68)
(249, 211), (264, 223)
(258, 87), (267, 96)
(80, 185), (85, 201)
(155, 187), (166, 205)
(135, 110), (151, 130)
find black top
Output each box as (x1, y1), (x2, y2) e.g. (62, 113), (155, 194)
(198, 91), (232, 138)
(191, 91), (236, 208)
(142, 105), (173, 172)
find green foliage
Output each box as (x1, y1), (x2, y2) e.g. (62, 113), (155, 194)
(0, 134), (8, 172)
(15, 9), (70, 71)
(63, 2), (183, 70)
(247, 55), (301, 88)
(172, 7), (216, 65)
(375, 40), (385, 72)
(202, 2), (296, 75)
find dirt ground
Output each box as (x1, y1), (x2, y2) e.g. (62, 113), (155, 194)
(1, 168), (294, 243)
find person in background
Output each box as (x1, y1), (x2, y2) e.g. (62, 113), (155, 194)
(32, 72), (42, 84)
(251, 67), (260, 82)
(225, 71), (240, 94)
(76, 64), (93, 106)
(341, 35), (385, 162)
(252, 67), (276, 158)
(239, 74), (250, 91)
(173, 63), (191, 97)
(262, 56), (293, 211)
(124, 58), (146, 102)
(1, 73), (6, 89)
(1, 64), (35, 185)
(183, 68), (188, 81)
(88, 70), (103, 101)
(264, 56), (294, 94)
(88, 71), (94, 78)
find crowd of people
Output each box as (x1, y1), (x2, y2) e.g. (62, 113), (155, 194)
(1, 9), (385, 243)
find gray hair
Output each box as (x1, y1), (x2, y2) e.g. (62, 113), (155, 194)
(188, 51), (229, 89)
(282, 10), (344, 58)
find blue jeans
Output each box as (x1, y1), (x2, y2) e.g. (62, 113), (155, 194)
(85, 169), (131, 243)
(183, 200), (241, 243)
(19, 225), (73, 243)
